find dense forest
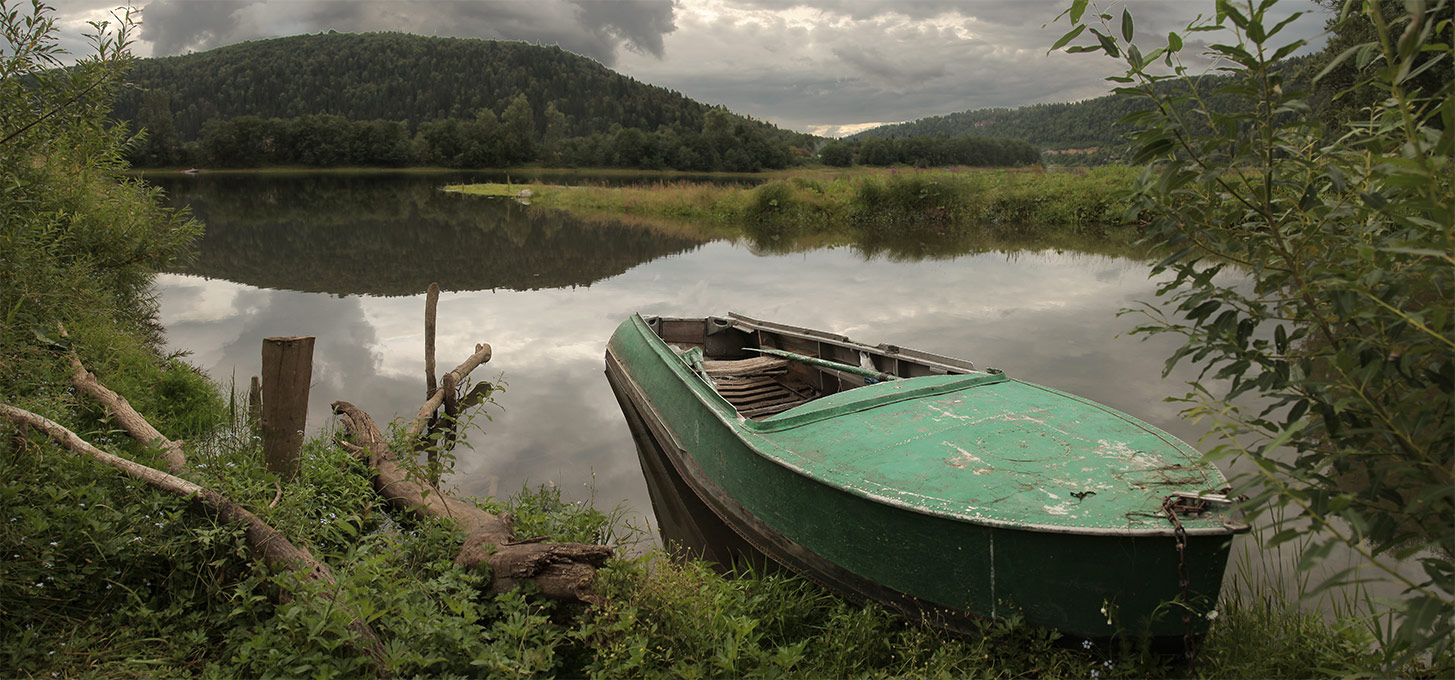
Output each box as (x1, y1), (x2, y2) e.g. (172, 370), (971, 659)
(846, 77), (1259, 164)
(848, 95), (1146, 159)
(817, 135), (1040, 168)
(116, 32), (819, 171)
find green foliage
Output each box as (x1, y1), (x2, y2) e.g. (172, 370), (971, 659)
(505, 482), (633, 548)
(1300, 0), (1454, 130)
(0, 443), (251, 677)
(1, 0), (209, 446)
(573, 556), (1083, 679)
(818, 140), (854, 166)
(851, 173), (969, 226)
(1057, 0), (1453, 669)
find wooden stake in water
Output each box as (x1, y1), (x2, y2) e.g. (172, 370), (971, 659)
(261, 336), (315, 480)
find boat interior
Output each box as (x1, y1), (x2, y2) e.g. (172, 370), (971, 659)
(644, 314), (980, 420)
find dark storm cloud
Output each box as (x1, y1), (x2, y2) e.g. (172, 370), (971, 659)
(133, 0), (676, 65)
(138, 0), (257, 56)
(569, 0), (676, 57)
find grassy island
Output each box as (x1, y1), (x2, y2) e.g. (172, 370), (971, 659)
(449, 166), (1141, 239)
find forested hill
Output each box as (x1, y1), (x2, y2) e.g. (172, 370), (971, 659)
(849, 93), (1142, 160)
(849, 58), (1320, 163)
(114, 32), (818, 170)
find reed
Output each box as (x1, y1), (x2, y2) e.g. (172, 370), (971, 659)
(448, 166), (1141, 241)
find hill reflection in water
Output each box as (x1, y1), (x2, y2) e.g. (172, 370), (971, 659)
(150, 173), (709, 296)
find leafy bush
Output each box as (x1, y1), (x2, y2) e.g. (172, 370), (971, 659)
(1056, 0), (1453, 669)
(743, 180), (800, 222)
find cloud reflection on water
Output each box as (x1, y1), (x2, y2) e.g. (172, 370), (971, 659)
(158, 241), (1199, 536)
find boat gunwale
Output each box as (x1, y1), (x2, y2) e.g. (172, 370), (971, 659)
(608, 321), (1243, 537)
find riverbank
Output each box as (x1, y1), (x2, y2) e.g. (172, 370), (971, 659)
(5, 162), (1404, 676)
(448, 165), (1140, 239)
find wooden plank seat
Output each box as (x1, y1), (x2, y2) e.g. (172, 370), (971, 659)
(704, 356), (815, 419)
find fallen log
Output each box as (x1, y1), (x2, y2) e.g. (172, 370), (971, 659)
(0, 403), (388, 670)
(68, 356), (187, 474)
(333, 400), (612, 604)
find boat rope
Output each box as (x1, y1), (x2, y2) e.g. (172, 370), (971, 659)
(1162, 494), (1198, 674)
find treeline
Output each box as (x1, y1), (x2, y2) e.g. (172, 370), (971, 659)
(117, 32), (818, 170)
(181, 103), (798, 171)
(818, 135), (1040, 168)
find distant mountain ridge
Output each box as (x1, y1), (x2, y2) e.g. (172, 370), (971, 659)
(114, 32), (817, 164)
(849, 56), (1325, 163)
(849, 92), (1142, 161)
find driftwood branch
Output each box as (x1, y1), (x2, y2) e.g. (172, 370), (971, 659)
(407, 343), (492, 442)
(333, 400), (612, 604)
(0, 403), (387, 670)
(67, 356), (187, 474)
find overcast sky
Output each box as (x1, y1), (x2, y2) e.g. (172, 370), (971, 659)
(50, 0), (1331, 136)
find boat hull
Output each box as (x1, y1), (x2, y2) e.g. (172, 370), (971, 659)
(606, 316), (1236, 639)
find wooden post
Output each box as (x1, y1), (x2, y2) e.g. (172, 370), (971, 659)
(425, 282), (440, 399)
(248, 376), (262, 427)
(261, 336), (314, 480)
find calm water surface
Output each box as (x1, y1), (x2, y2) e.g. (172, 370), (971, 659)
(152, 173), (1405, 610)
(153, 172), (1204, 521)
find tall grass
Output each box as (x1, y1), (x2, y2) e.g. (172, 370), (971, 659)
(448, 166), (1141, 245)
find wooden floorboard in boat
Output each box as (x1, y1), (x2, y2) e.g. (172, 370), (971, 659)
(702, 356), (790, 377)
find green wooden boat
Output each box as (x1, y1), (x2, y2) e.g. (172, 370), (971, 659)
(604, 313), (1246, 639)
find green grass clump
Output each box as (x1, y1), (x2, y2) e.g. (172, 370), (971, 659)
(575, 557), (1087, 679)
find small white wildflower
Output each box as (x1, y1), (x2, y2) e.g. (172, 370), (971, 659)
(1206, 609), (1219, 621)
(154, 522), (163, 528)
(132, 536), (142, 542)
(226, 462), (236, 468)
(34, 582), (43, 588)
(1082, 640), (1092, 650)
(1091, 670), (1100, 679)
(197, 464), (207, 469)
(1104, 660), (1113, 669)
(48, 541), (57, 546)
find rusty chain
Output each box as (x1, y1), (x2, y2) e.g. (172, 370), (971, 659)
(1162, 494), (1197, 675)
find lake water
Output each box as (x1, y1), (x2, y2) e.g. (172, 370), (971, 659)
(148, 172), (1405, 612)
(151, 172), (1207, 521)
